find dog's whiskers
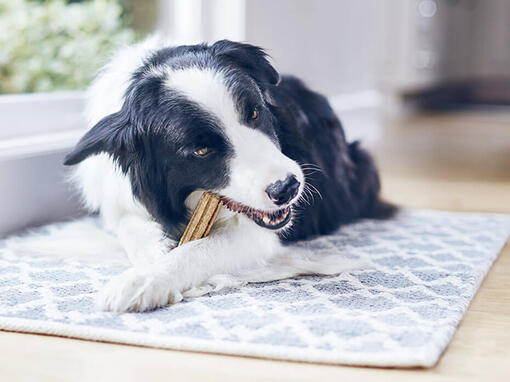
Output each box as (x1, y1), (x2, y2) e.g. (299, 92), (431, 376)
(301, 185), (316, 205)
(300, 163), (324, 173)
(300, 162), (322, 168)
(305, 181), (323, 201)
(301, 168), (322, 174)
(297, 193), (311, 207)
(278, 206), (298, 239)
(301, 169), (322, 176)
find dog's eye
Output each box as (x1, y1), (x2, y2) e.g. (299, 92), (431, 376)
(193, 147), (212, 157)
(251, 107), (258, 120)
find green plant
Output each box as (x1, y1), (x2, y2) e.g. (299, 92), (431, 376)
(0, 0), (136, 94)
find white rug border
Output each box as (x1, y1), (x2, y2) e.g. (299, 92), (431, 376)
(0, 316), (440, 368)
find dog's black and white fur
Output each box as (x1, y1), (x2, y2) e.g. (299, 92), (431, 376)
(64, 37), (395, 312)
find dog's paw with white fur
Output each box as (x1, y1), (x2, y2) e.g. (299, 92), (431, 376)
(96, 266), (181, 312)
(182, 274), (247, 298)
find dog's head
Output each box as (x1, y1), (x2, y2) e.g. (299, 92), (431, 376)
(64, 41), (304, 237)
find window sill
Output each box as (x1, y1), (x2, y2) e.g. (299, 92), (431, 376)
(0, 91), (87, 236)
(0, 90), (86, 141)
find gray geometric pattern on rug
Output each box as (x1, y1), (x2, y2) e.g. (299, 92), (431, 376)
(0, 210), (509, 368)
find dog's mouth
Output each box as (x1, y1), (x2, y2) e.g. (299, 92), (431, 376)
(219, 197), (292, 230)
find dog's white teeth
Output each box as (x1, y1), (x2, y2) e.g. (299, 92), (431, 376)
(223, 199), (289, 227)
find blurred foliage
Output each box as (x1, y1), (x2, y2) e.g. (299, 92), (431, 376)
(0, 0), (137, 94)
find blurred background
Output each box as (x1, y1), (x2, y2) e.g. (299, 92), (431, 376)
(1, 0), (509, 236)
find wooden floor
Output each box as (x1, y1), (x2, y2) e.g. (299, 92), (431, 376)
(1, 111), (509, 381)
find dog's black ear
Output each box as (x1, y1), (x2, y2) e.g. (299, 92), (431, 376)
(212, 40), (280, 87)
(63, 110), (132, 166)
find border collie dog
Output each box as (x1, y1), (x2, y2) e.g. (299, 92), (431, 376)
(64, 38), (395, 312)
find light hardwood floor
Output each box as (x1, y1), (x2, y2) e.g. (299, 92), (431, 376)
(1, 111), (509, 381)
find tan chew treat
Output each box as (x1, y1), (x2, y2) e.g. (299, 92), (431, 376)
(178, 192), (222, 246)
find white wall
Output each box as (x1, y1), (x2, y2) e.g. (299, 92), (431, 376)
(160, 0), (510, 101)
(244, 0), (381, 97)
(159, 0), (385, 98)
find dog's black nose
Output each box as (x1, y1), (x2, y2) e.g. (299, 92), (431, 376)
(265, 175), (300, 206)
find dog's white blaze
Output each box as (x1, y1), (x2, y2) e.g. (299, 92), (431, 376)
(165, 67), (304, 210)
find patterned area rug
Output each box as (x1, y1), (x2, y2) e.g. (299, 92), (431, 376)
(0, 210), (509, 368)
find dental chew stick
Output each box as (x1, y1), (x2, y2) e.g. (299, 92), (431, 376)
(178, 192), (223, 246)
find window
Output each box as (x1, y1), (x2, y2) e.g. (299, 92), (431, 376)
(0, 0), (157, 236)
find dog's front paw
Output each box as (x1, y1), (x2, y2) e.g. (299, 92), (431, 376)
(97, 267), (182, 312)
